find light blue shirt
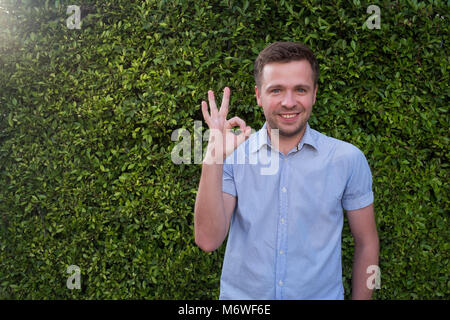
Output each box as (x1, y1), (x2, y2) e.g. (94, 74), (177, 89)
(220, 122), (374, 300)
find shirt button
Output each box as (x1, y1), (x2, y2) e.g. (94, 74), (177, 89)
(279, 250), (284, 255)
(278, 280), (284, 286)
(281, 187), (287, 193)
(281, 218), (285, 224)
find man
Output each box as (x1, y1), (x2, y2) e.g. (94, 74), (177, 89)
(194, 42), (379, 300)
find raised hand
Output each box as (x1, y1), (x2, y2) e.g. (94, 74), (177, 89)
(201, 87), (252, 164)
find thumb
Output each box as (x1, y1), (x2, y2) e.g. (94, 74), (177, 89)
(235, 126), (252, 146)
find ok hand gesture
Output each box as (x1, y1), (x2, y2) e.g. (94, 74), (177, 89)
(201, 87), (252, 164)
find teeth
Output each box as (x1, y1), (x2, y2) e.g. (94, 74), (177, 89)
(281, 114), (297, 118)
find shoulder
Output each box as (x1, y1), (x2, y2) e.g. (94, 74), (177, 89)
(310, 127), (367, 162)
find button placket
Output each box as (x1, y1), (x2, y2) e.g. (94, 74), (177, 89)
(276, 156), (288, 299)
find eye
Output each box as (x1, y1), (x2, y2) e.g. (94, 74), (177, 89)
(296, 88), (306, 93)
(271, 88), (280, 93)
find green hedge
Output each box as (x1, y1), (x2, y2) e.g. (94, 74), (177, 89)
(0, 0), (448, 299)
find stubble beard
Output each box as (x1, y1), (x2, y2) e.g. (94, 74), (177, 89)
(267, 111), (309, 138)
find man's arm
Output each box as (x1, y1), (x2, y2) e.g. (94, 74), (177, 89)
(194, 88), (250, 252)
(194, 163), (236, 252)
(346, 203), (379, 300)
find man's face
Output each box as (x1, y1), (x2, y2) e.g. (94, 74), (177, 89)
(255, 60), (317, 138)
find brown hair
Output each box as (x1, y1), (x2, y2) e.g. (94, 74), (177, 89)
(254, 41), (319, 88)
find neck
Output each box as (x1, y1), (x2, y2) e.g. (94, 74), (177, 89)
(267, 124), (307, 155)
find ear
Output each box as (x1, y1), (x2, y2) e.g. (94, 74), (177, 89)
(312, 85), (318, 105)
(255, 85), (262, 107)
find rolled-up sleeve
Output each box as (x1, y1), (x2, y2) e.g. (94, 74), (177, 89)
(342, 148), (374, 211)
(222, 156), (237, 197)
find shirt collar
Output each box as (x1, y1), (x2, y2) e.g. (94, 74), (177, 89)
(297, 122), (319, 152)
(250, 122), (318, 154)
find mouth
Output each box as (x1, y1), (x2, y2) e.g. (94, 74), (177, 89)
(279, 112), (300, 122)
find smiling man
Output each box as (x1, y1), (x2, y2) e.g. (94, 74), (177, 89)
(194, 41), (379, 300)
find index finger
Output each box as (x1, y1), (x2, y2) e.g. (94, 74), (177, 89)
(225, 116), (247, 133)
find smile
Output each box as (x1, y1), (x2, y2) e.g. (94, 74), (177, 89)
(279, 113), (300, 120)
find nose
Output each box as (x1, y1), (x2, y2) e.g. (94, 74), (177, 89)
(281, 90), (296, 108)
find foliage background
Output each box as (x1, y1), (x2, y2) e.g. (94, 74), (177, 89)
(0, 0), (448, 299)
